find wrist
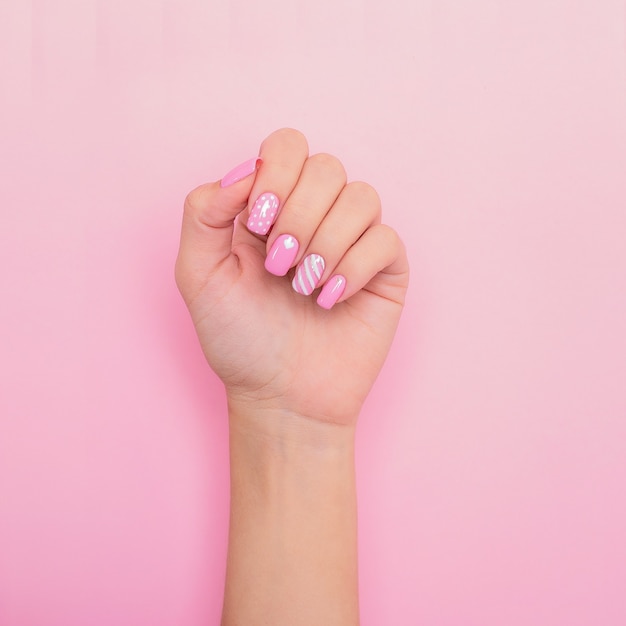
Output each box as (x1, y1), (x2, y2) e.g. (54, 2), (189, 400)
(226, 394), (357, 455)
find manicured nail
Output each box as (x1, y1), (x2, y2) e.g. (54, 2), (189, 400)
(220, 157), (261, 188)
(247, 192), (280, 235)
(317, 274), (346, 309)
(265, 234), (299, 276)
(292, 254), (325, 296)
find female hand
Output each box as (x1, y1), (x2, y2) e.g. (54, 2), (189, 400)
(175, 128), (409, 432)
(176, 128), (409, 624)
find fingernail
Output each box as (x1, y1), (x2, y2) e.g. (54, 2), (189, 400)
(247, 192), (280, 235)
(265, 234), (299, 276)
(292, 254), (325, 296)
(317, 274), (346, 309)
(220, 157), (261, 188)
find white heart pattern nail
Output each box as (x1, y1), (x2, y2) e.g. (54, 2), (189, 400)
(292, 254), (325, 296)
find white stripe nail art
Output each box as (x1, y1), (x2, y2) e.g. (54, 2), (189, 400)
(292, 254), (325, 295)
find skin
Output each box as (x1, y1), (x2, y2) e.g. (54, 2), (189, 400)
(175, 128), (409, 625)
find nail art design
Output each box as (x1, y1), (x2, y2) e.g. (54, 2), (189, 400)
(292, 254), (325, 296)
(220, 157), (261, 188)
(247, 193), (280, 235)
(265, 234), (300, 276)
(317, 274), (346, 310)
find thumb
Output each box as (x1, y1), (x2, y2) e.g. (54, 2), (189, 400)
(175, 157), (261, 299)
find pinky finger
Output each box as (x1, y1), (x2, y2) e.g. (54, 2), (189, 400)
(316, 224), (409, 310)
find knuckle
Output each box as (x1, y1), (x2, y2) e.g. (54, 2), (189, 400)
(345, 181), (381, 212)
(307, 152), (347, 183)
(265, 127), (309, 154)
(375, 223), (400, 248)
(183, 186), (203, 217)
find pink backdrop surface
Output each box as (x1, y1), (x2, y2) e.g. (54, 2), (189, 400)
(1, 1), (625, 624)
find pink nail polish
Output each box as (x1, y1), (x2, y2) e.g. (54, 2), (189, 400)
(247, 193), (280, 235)
(265, 234), (299, 276)
(317, 274), (346, 309)
(220, 157), (261, 188)
(292, 254), (325, 296)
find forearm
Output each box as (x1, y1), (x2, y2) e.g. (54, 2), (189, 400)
(221, 403), (360, 626)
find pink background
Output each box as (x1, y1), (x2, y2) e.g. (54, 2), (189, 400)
(1, 1), (625, 624)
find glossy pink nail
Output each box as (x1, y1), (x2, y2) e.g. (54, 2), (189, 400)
(265, 234), (299, 276)
(317, 274), (346, 309)
(292, 254), (325, 296)
(220, 157), (261, 188)
(247, 193), (280, 235)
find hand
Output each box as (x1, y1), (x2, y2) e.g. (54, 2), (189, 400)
(175, 128), (409, 431)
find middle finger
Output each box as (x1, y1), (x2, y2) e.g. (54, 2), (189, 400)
(264, 153), (347, 276)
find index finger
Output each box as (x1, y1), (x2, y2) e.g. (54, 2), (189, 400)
(243, 128), (309, 236)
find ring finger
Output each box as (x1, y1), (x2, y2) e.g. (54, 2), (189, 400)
(290, 181), (381, 295)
